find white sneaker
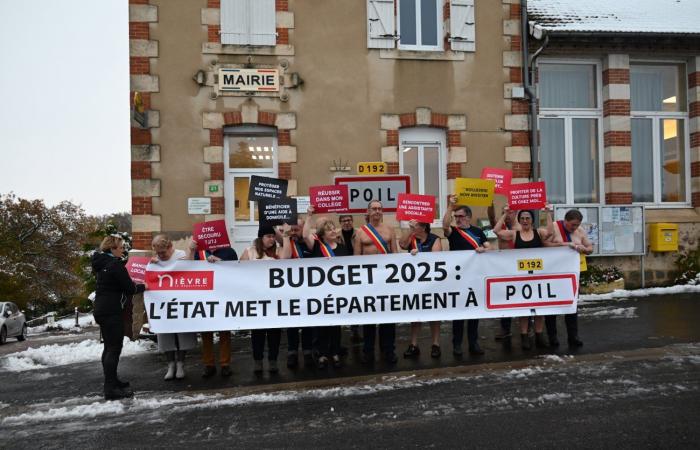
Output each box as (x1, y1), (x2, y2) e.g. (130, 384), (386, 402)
(164, 362), (176, 381)
(175, 361), (185, 379)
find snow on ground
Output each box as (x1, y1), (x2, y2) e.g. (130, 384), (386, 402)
(579, 306), (638, 319)
(0, 337), (156, 372)
(580, 284), (700, 303)
(28, 313), (96, 335)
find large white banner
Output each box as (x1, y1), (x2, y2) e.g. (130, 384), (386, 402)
(144, 247), (580, 333)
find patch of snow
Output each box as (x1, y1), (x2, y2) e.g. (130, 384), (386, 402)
(0, 338), (155, 372)
(502, 366), (548, 379)
(580, 284), (700, 303)
(539, 354), (573, 363)
(28, 314), (96, 334)
(0, 402), (9, 410)
(512, 392), (572, 405)
(579, 306), (638, 319)
(2, 401), (125, 425)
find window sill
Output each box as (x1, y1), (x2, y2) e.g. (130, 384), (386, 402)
(379, 49), (465, 61)
(203, 43), (295, 56)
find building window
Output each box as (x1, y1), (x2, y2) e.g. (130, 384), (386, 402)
(538, 62), (602, 205)
(399, 127), (446, 220)
(220, 0), (276, 46)
(631, 63), (689, 204)
(398, 0), (442, 51)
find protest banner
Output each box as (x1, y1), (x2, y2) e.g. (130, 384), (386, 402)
(310, 184), (349, 213)
(125, 256), (151, 284)
(248, 175), (288, 202)
(259, 197), (298, 226)
(508, 181), (547, 210)
(144, 247), (580, 333)
(454, 178), (495, 207)
(395, 193), (435, 222)
(480, 167), (512, 195)
(193, 219), (230, 251)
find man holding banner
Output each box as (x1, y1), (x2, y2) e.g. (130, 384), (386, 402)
(353, 200), (399, 364)
(442, 195), (490, 356)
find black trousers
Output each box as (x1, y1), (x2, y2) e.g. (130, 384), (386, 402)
(545, 314), (579, 339)
(251, 329), (281, 361)
(95, 314), (124, 388)
(287, 327), (314, 352)
(362, 324), (395, 354)
(316, 326), (341, 357)
(452, 319), (479, 347)
(500, 317), (512, 331)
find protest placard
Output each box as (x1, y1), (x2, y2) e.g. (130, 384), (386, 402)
(310, 184), (349, 213)
(508, 181), (547, 210)
(125, 256), (150, 284)
(454, 178), (495, 206)
(259, 198), (298, 226)
(193, 219), (230, 251)
(395, 193), (435, 222)
(480, 167), (512, 195)
(248, 175), (288, 202)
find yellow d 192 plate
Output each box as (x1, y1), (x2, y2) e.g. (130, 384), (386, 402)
(517, 259), (544, 271)
(357, 162), (387, 175)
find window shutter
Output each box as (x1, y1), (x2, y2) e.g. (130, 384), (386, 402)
(450, 0), (475, 52)
(367, 0), (396, 49)
(221, 0), (275, 46)
(221, 0), (249, 45)
(248, 0), (276, 46)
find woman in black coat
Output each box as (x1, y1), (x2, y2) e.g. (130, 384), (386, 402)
(91, 236), (146, 400)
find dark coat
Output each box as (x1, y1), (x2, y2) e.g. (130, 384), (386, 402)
(91, 252), (145, 317)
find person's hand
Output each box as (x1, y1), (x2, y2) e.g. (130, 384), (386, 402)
(475, 246), (486, 253)
(307, 205), (316, 216)
(542, 203), (553, 212)
(448, 195), (457, 208)
(280, 223), (292, 237)
(206, 255), (221, 263)
(408, 219), (418, 230)
(150, 256), (159, 264)
(410, 248), (418, 256)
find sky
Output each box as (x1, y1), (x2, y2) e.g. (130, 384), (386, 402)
(0, 0), (130, 215)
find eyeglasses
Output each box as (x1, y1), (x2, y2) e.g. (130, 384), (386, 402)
(453, 214), (467, 218)
(369, 207), (382, 211)
(340, 218), (353, 223)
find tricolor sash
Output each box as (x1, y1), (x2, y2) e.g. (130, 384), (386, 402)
(410, 234), (421, 252)
(290, 239), (304, 259)
(556, 220), (572, 243)
(361, 223), (389, 254)
(454, 227), (481, 250)
(198, 250), (208, 260)
(314, 235), (336, 257)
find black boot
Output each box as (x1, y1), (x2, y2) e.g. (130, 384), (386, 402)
(568, 336), (583, 347)
(548, 335), (560, 348)
(521, 333), (531, 350)
(535, 333), (548, 349)
(104, 385), (133, 401)
(468, 342), (485, 355)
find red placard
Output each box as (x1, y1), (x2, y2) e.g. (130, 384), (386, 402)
(480, 167), (512, 195)
(395, 193), (435, 222)
(508, 181), (547, 210)
(125, 256), (150, 284)
(309, 184), (349, 213)
(193, 219), (230, 251)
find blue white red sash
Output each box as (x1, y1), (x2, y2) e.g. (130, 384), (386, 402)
(410, 234), (421, 252)
(556, 220), (572, 243)
(454, 227), (481, 250)
(198, 250), (208, 260)
(314, 235), (335, 257)
(361, 224), (389, 254)
(290, 239), (304, 259)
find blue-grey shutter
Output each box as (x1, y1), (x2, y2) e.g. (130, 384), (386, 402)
(221, 0), (248, 45)
(248, 0), (276, 46)
(367, 0), (396, 49)
(450, 0), (475, 52)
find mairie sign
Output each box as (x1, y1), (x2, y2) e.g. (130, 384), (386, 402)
(219, 68), (280, 92)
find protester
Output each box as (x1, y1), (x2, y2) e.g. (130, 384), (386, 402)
(151, 235), (198, 380)
(300, 206), (350, 369)
(488, 203), (519, 340)
(494, 206), (554, 350)
(339, 214), (362, 343)
(92, 236), (146, 400)
(545, 209), (593, 348)
(240, 224), (287, 373)
(194, 245), (238, 378)
(281, 219), (315, 369)
(442, 195), (490, 356)
(353, 200), (399, 364)
(398, 219), (443, 358)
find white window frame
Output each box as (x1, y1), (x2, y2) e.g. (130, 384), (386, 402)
(397, 0), (444, 51)
(399, 127), (447, 225)
(630, 61), (691, 207)
(536, 59), (605, 207)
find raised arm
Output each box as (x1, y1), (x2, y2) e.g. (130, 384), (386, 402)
(537, 204), (554, 241)
(302, 205), (319, 249)
(278, 224), (293, 259)
(493, 208), (516, 242)
(442, 195), (456, 236)
(398, 220), (417, 250)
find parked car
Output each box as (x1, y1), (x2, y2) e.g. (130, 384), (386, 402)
(0, 302), (27, 344)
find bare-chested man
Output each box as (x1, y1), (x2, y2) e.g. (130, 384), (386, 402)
(488, 203), (519, 340)
(353, 200), (398, 364)
(545, 209), (593, 348)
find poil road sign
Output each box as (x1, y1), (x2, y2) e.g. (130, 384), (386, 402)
(334, 175), (411, 213)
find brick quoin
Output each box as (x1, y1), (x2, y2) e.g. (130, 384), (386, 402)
(606, 192), (633, 204)
(443, 2), (450, 20)
(510, 67), (522, 83)
(207, 0), (220, 7)
(510, 36), (521, 51)
(278, 130), (291, 146)
(447, 130), (461, 146)
(511, 99), (529, 114)
(208, 26), (220, 43)
(512, 162), (531, 178)
(605, 161), (632, 177)
(210, 129), (223, 146)
(603, 99), (631, 117)
(131, 197), (153, 215)
(258, 111), (277, 126)
(132, 232), (153, 250)
(691, 161), (700, 178)
(693, 192), (700, 207)
(130, 92), (151, 110)
(431, 113), (448, 128)
(211, 197), (224, 214)
(278, 163), (292, 180)
(688, 72), (699, 89)
(511, 131), (530, 146)
(275, 0), (288, 11)
(129, 0), (149, 4)
(446, 163), (462, 179)
(131, 128), (151, 145)
(131, 161), (152, 179)
(604, 131), (631, 147)
(602, 69), (630, 85)
(130, 57), (150, 75)
(386, 130), (398, 146)
(276, 28), (289, 45)
(689, 101), (700, 118)
(689, 132), (700, 148)
(400, 113), (417, 127)
(129, 22), (149, 40)
(510, 3), (521, 18)
(386, 162), (399, 175)
(210, 163), (224, 181)
(224, 111), (242, 126)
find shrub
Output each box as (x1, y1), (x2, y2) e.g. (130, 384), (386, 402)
(673, 247), (700, 285)
(580, 265), (624, 287)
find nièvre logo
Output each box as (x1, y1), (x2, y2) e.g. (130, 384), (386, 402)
(146, 271), (214, 290)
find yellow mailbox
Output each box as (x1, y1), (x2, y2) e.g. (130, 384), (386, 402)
(649, 223), (678, 252)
